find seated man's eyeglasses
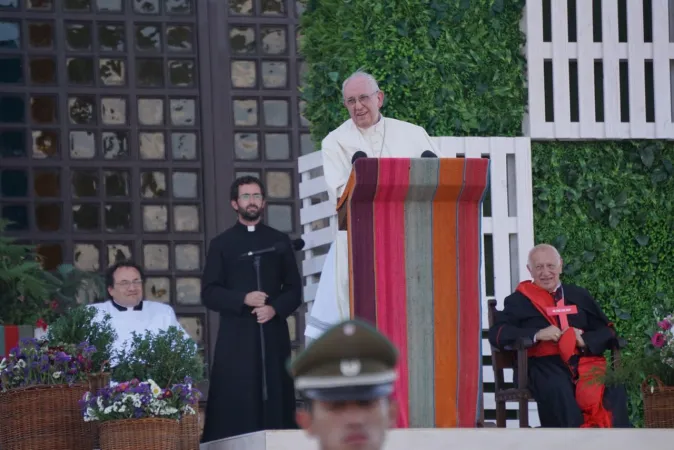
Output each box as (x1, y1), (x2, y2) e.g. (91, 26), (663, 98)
(240, 193), (263, 201)
(116, 280), (143, 288)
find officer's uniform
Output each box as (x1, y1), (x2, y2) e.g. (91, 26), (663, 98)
(288, 319), (399, 401)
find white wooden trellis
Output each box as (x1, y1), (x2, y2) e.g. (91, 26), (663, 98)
(297, 137), (540, 428)
(524, 0), (674, 139)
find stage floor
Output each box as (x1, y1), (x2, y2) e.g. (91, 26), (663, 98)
(200, 428), (674, 450)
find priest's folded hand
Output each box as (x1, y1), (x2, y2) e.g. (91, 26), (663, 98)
(573, 327), (586, 348)
(244, 291), (268, 308)
(252, 305), (276, 324)
(535, 325), (562, 342)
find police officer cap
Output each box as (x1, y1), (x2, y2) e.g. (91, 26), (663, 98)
(289, 319), (398, 401)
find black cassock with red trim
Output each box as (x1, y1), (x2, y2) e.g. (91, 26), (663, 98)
(488, 281), (631, 428)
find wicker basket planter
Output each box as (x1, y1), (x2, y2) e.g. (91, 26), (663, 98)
(0, 383), (93, 450)
(179, 413), (200, 450)
(87, 372), (111, 449)
(642, 376), (674, 428)
(99, 417), (179, 450)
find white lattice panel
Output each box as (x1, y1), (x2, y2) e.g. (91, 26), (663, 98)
(297, 137), (539, 428)
(524, 0), (674, 139)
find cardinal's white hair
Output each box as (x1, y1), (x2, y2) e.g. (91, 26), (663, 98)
(527, 244), (562, 268)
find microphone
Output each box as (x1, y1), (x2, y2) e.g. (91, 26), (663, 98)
(351, 151), (367, 164)
(421, 150), (438, 158)
(240, 238), (305, 258)
(241, 241), (288, 258)
(292, 238), (305, 251)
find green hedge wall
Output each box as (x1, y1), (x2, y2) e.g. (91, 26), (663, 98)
(299, 0), (527, 143)
(532, 141), (674, 424)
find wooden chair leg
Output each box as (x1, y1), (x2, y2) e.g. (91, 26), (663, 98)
(496, 400), (507, 428)
(518, 399), (529, 428)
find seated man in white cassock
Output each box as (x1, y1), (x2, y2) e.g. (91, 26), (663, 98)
(91, 261), (187, 363)
(304, 70), (439, 342)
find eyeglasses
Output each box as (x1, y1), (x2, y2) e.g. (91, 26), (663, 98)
(239, 193), (263, 201)
(116, 280), (143, 288)
(345, 91), (378, 107)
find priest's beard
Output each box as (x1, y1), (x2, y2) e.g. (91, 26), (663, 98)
(236, 205), (262, 222)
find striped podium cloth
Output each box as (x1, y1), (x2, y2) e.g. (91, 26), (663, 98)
(337, 157), (490, 428)
(0, 325), (36, 357)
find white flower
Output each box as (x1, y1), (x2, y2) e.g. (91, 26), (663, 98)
(16, 360), (25, 369)
(147, 379), (162, 397)
(52, 371), (62, 379)
(0, 358), (7, 370)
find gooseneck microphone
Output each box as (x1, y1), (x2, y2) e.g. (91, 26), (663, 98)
(421, 150), (438, 158)
(240, 238), (305, 258)
(351, 151), (368, 164)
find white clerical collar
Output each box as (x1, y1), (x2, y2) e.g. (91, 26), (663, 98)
(110, 299), (143, 312)
(356, 115), (385, 135)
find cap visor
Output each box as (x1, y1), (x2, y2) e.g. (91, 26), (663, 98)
(302, 383), (394, 402)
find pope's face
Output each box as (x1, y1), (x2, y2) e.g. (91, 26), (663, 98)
(527, 248), (563, 292)
(296, 398), (396, 450)
(343, 76), (384, 129)
(107, 266), (143, 307)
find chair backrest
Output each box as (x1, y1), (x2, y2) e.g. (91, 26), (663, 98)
(487, 299), (517, 391)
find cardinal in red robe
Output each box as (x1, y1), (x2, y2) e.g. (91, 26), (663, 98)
(488, 244), (631, 428)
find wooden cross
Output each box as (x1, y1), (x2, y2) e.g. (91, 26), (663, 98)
(545, 299), (577, 330)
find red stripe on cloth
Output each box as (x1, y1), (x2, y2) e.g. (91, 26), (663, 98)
(373, 158), (411, 429)
(456, 157), (489, 427)
(348, 158), (379, 325)
(4, 325), (20, 357)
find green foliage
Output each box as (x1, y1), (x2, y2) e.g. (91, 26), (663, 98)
(532, 140), (674, 425)
(112, 326), (206, 389)
(0, 219), (107, 325)
(47, 305), (118, 373)
(0, 219), (59, 325)
(299, 0), (527, 144)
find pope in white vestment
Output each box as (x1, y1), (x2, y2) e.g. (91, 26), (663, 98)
(304, 71), (439, 341)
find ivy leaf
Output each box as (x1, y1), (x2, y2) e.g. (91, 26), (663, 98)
(492, 0), (505, 14)
(583, 251), (595, 262)
(618, 311), (632, 321)
(663, 158), (673, 174)
(608, 209), (620, 228)
(459, 0), (471, 10)
(639, 146), (655, 168)
(327, 72), (339, 83)
(635, 235), (649, 246)
(651, 169), (668, 184)
(615, 191), (628, 207)
(553, 234), (568, 251)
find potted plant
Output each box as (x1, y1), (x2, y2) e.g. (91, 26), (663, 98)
(47, 305), (117, 389)
(1, 220), (106, 346)
(47, 305), (118, 448)
(604, 310), (674, 428)
(0, 337), (96, 450)
(80, 377), (201, 450)
(112, 326), (206, 450)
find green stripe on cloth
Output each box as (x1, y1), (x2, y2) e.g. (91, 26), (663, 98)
(0, 326), (5, 357)
(405, 158), (439, 427)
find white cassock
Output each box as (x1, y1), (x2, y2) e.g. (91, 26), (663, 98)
(304, 115), (438, 341)
(90, 299), (187, 363)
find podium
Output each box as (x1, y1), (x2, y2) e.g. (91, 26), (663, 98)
(336, 157), (490, 429)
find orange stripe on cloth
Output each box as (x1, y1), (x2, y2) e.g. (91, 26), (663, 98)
(456, 157), (490, 427)
(432, 158), (465, 427)
(373, 158), (411, 428)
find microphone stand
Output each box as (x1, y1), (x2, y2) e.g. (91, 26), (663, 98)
(252, 255), (269, 424)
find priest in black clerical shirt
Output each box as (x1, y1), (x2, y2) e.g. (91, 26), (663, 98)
(200, 176), (302, 442)
(488, 244), (630, 428)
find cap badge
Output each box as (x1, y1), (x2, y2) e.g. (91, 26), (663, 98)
(343, 323), (356, 336)
(340, 359), (361, 377)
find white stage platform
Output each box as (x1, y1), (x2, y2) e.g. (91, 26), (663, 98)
(200, 428), (674, 450)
